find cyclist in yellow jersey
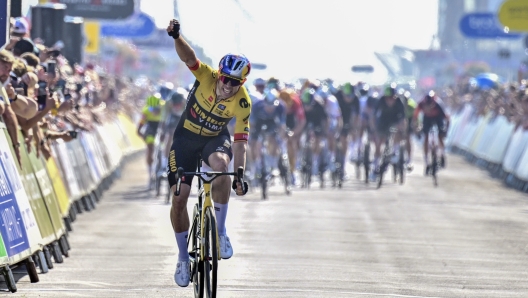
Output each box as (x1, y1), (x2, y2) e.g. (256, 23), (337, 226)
(166, 19), (250, 287)
(137, 93), (165, 187)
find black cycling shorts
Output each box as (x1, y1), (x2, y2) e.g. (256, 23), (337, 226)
(376, 117), (403, 138)
(422, 116), (446, 136)
(167, 133), (233, 187)
(251, 119), (277, 141)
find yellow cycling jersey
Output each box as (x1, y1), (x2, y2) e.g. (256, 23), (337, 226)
(176, 59), (251, 142)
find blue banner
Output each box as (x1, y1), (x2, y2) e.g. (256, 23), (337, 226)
(0, 158), (30, 257)
(459, 13), (521, 39)
(0, 0), (8, 48)
(101, 12), (156, 38)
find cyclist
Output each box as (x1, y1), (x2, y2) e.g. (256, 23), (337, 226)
(167, 19), (249, 287)
(401, 90), (417, 171)
(159, 81), (175, 101)
(319, 87), (342, 170)
(246, 78), (266, 174)
(371, 83), (406, 180)
(137, 93), (165, 187)
(160, 87), (188, 170)
(250, 88), (286, 176)
(302, 87), (329, 179)
(279, 88), (306, 183)
(334, 82), (359, 165)
(250, 77), (266, 103)
(413, 90), (450, 173)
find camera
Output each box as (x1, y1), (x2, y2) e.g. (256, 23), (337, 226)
(37, 81), (48, 111)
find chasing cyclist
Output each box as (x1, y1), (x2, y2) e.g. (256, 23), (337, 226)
(137, 93), (165, 188)
(413, 90), (450, 173)
(160, 87), (188, 171)
(166, 19), (249, 287)
(371, 83), (406, 180)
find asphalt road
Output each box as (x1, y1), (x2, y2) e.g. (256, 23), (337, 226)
(5, 150), (528, 298)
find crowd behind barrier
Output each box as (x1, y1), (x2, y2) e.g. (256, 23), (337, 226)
(442, 80), (528, 193)
(0, 16), (149, 292)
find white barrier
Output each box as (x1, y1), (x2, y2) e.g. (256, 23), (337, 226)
(501, 128), (528, 174)
(483, 116), (515, 164)
(447, 103), (528, 190)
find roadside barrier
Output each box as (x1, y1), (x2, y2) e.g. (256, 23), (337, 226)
(0, 114), (144, 293)
(447, 105), (528, 193)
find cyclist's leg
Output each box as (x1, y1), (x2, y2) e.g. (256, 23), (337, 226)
(422, 117), (433, 166)
(405, 117), (413, 165)
(168, 135), (199, 286)
(437, 118), (447, 167)
(145, 135), (155, 180)
(203, 134), (234, 259)
(202, 134), (233, 234)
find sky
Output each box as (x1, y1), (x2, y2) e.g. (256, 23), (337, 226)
(142, 0), (439, 84)
(23, 0), (439, 84)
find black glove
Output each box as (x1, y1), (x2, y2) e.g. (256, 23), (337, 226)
(232, 179), (248, 195)
(167, 19), (180, 39)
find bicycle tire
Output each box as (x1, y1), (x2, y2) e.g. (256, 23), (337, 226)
(189, 204), (204, 298)
(432, 150), (438, 187)
(377, 162), (386, 189)
(398, 148), (405, 185)
(364, 144), (370, 184)
(260, 156), (268, 199)
(203, 207), (218, 298)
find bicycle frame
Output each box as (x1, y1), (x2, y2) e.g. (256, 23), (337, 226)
(175, 164), (245, 260)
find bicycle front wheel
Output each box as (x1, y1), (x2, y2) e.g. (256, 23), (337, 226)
(203, 207), (218, 298)
(189, 204), (204, 298)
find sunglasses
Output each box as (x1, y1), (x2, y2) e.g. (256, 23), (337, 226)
(219, 75), (243, 87)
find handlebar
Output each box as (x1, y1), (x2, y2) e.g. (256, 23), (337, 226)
(174, 166), (246, 196)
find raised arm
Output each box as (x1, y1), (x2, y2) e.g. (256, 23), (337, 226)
(166, 20), (198, 67)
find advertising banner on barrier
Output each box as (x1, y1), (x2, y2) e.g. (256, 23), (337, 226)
(0, 129), (41, 252)
(45, 156), (71, 217)
(16, 132), (56, 245)
(0, 154), (30, 257)
(80, 133), (102, 184)
(0, 130), (30, 257)
(28, 149), (65, 236)
(52, 142), (82, 201)
(69, 140), (95, 194)
(117, 113), (145, 152)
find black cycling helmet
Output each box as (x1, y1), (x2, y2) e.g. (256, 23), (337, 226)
(360, 84), (370, 96)
(170, 87), (187, 104)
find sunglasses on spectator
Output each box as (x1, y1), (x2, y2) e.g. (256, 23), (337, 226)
(219, 75), (243, 87)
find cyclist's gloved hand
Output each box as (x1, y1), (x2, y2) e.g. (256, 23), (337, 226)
(167, 19), (180, 39)
(232, 179), (248, 196)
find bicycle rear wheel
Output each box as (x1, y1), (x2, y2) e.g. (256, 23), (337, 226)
(432, 150), (438, 187)
(363, 144), (370, 184)
(377, 162), (386, 189)
(398, 148), (405, 185)
(203, 207), (218, 298)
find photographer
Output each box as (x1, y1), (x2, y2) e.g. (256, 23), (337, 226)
(10, 57), (38, 117)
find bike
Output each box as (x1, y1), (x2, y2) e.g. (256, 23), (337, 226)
(377, 127), (405, 189)
(174, 162), (245, 298)
(254, 126), (292, 199)
(153, 132), (171, 203)
(425, 126), (441, 187)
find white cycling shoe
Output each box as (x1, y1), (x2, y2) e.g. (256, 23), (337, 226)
(219, 235), (233, 259)
(174, 260), (190, 287)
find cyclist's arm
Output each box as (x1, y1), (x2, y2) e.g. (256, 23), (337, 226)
(137, 112), (147, 135)
(233, 92), (252, 170)
(173, 35), (198, 68)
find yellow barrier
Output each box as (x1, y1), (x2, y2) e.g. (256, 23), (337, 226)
(117, 113), (145, 152)
(45, 157), (71, 217)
